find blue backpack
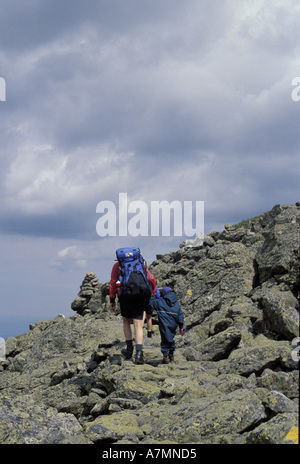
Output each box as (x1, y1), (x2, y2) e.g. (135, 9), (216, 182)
(116, 247), (151, 299)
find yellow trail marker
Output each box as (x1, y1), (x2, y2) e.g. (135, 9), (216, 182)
(285, 426), (299, 444)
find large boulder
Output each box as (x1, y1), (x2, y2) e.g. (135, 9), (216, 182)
(255, 204), (300, 289)
(252, 282), (299, 339)
(0, 396), (92, 444)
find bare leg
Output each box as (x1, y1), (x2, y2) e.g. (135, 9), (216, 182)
(145, 313), (152, 332)
(123, 317), (132, 340)
(133, 314), (145, 345)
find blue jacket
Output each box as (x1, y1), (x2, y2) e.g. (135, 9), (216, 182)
(150, 292), (184, 341)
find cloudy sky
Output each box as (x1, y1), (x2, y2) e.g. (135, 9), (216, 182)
(0, 0), (299, 338)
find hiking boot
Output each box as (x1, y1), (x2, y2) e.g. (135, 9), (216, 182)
(147, 330), (154, 338)
(135, 350), (145, 364)
(162, 355), (169, 364)
(121, 347), (133, 359)
(169, 353), (175, 362)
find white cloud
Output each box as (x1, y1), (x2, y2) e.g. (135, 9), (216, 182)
(51, 245), (87, 271)
(2, 141), (134, 218)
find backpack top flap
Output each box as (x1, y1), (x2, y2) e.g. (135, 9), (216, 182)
(116, 247), (141, 262)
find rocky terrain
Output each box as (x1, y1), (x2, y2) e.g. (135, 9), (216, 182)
(0, 203), (299, 444)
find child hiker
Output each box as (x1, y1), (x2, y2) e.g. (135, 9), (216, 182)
(150, 287), (184, 364)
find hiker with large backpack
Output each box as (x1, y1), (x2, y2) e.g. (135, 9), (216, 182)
(109, 247), (157, 364)
(149, 287), (184, 364)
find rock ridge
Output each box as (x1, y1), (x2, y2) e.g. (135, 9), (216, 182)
(0, 203), (299, 444)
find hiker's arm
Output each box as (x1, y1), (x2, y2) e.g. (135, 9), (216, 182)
(110, 301), (116, 311)
(149, 297), (159, 312)
(109, 262), (119, 311)
(146, 268), (157, 295)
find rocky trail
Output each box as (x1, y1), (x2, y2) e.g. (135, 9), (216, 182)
(0, 203), (299, 444)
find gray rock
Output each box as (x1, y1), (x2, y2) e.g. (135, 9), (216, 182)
(0, 397), (92, 444)
(252, 282), (299, 339)
(247, 413), (298, 444)
(255, 205), (300, 288)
